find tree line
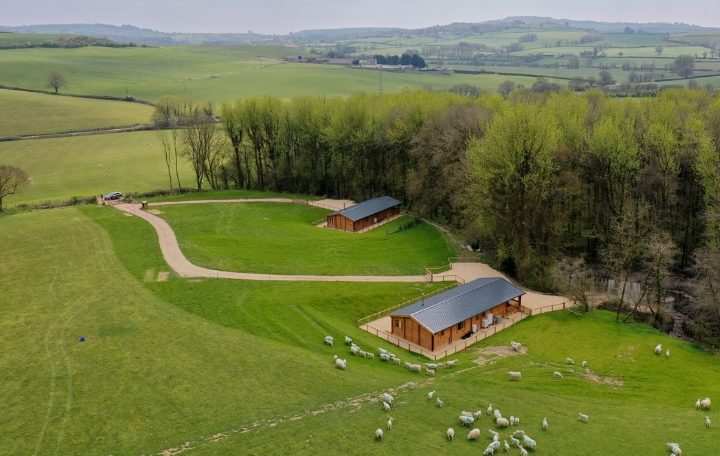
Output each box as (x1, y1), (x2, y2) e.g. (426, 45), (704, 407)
(153, 88), (720, 345)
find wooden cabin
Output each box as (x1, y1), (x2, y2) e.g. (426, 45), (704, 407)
(389, 278), (525, 352)
(326, 196), (401, 232)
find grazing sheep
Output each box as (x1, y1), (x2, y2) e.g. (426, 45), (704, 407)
(378, 348), (388, 354)
(578, 413), (589, 423)
(655, 344), (663, 355)
(334, 358), (347, 370)
(487, 404), (493, 415)
(488, 429), (499, 440)
(509, 416), (515, 426)
(508, 371), (522, 381)
(511, 341), (522, 352)
(542, 417), (548, 431)
(460, 410), (474, 417)
(392, 357), (401, 365)
(522, 435), (536, 450)
(474, 410), (484, 419)
(581, 360), (587, 368)
(324, 336), (334, 347)
(436, 362), (446, 368)
(519, 446), (528, 456)
(494, 409), (503, 420)
(553, 371), (564, 379)
(425, 363), (438, 370)
(482, 446), (495, 456)
(387, 417), (393, 430)
(436, 398), (444, 408)
(566, 357), (575, 365)
(695, 399), (701, 409)
(344, 336), (352, 345)
(496, 417), (509, 428)
(380, 353), (391, 361)
(459, 415), (475, 426)
(382, 401), (391, 412)
(447, 427), (455, 441)
(382, 393), (394, 405)
(510, 436), (520, 447)
(446, 359), (459, 367)
(427, 390), (436, 400)
(486, 440), (501, 451)
(367, 353), (375, 360)
(666, 442), (682, 455)
(503, 440), (510, 452)
(666, 349), (670, 359)
(706, 416), (711, 429)
(426, 368), (436, 376)
(375, 428), (383, 440)
(701, 398), (711, 410)
(514, 417), (520, 426)
(467, 428), (481, 440)
(512, 430), (526, 438)
(407, 363), (422, 373)
(350, 345), (360, 356)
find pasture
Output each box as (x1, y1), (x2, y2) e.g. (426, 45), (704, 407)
(0, 88), (152, 137)
(0, 205), (716, 454)
(158, 202), (455, 275)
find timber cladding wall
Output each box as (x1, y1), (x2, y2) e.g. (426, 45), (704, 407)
(326, 205), (400, 232)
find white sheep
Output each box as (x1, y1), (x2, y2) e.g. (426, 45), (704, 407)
(350, 345), (360, 356)
(459, 415), (475, 426)
(512, 430), (525, 438)
(566, 357), (575, 365)
(706, 416), (711, 429)
(488, 429), (499, 440)
(408, 363), (422, 373)
(514, 416), (520, 426)
(334, 357), (347, 370)
(494, 409), (502, 420)
(382, 401), (391, 412)
(522, 435), (536, 450)
(378, 347), (388, 355)
(446, 359), (459, 367)
(392, 357), (401, 365)
(460, 410), (474, 417)
(553, 371), (564, 379)
(486, 440), (501, 452)
(426, 368), (436, 376)
(511, 341), (522, 352)
(474, 410), (484, 419)
(375, 428), (383, 440)
(367, 353), (375, 360)
(382, 393), (394, 405)
(655, 344), (663, 355)
(496, 417), (509, 428)
(665, 349), (670, 359)
(509, 416), (515, 425)
(581, 360), (588, 368)
(425, 363), (438, 370)
(324, 335), (334, 346)
(344, 336), (352, 345)
(380, 353), (391, 361)
(695, 398), (701, 409)
(427, 390), (435, 400)
(467, 428), (481, 440)
(508, 371), (522, 381)
(437, 398), (444, 408)
(519, 446), (528, 456)
(436, 362), (446, 368)
(487, 403), (493, 415)
(447, 427), (455, 441)
(483, 446), (495, 456)
(510, 436), (520, 447)
(387, 417), (393, 430)
(542, 417), (548, 431)
(578, 412), (589, 423)
(701, 397), (711, 410)
(503, 440), (510, 452)
(666, 442), (682, 455)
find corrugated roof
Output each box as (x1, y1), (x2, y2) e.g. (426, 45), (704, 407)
(391, 278), (525, 334)
(333, 196), (401, 222)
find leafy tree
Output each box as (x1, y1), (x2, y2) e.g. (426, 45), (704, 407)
(672, 54), (695, 77)
(0, 165), (30, 211)
(598, 70), (615, 86)
(498, 80), (516, 98)
(47, 72), (66, 94)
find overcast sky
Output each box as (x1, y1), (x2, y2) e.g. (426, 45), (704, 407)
(3, 0), (720, 34)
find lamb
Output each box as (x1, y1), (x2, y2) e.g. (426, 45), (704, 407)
(324, 336), (334, 347)
(566, 357), (575, 365)
(511, 341), (522, 352)
(700, 397), (711, 410)
(367, 353), (375, 360)
(655, 344), (663, 355)
(447, 427), (455, 441)
(509, 416), (515, 426)
(578, 412), (589, 423)
(514, 417), (520, 426)
(344, 336), (352, 345)
(665, 349), (671, 359)
(542, 417), (548, 431)
(695, 399), (701, 409)
(503, 440), (510, 452)
(508, 371), (522, 381)
(519, 446), (528, 456)
(482, 446), (495, 456)
(581, 360), (588, 368)
(666, 442), (682, 455)
(426, 368), (436, 376)
(436, 398), (444, 408)
(467, 428), (481, 440)
(522, 435), (536, 450)
(512, 430), (526, 438)
(488, 429), (499, 440)
(446, 359), (459, 367)
(706, 416), (711, 429)
(553, 371), (564, 379)
(425, 363), (438, 370)
(510, 436), (520, 447)
(459, 415), (475, 426)
(496, 417), (509, 428)
(375, 428), (383, 440)
(392, 357), (401, 365)
(494, 409), (503, 420)
(387, 417), (393, 430)
(487, 404), (493, 415)
(427, 390), (436, 400)
(382, 393), (394, 405)
(474, 410), (484, 419)
(382, 401), (391, 412)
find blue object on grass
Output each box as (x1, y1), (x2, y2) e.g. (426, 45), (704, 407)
(79, 337), (86, 342)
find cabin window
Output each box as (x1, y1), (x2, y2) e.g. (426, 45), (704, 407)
(457, 321), (465, 330)
(395, 319), (402, 329)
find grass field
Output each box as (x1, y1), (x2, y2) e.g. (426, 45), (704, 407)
(158, 202), (455, 275)
(0, 205), (717, 454)
(0, 89), (152, 136)
(0, 131), (195, 206)
(0, 32), (69, 46)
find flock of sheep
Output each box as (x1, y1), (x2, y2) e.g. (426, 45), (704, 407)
(325, 335), (712, 452)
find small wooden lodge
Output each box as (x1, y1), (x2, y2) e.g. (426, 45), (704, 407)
(389, 278), (525, 352)
(326, 196), (401, 232)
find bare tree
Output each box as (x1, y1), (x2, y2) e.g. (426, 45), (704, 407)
(551, 257), (595, 313)
(601, 214), (645, 320)
(182, 108), (225, 190)
(47, 72), (67, 94)
(0, 165), (30, 211)
(157, 129), (181, 191)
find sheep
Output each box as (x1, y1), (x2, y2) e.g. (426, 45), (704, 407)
(344, 336), (352, 345)
(494, 409), (503, 420)
(436, 362), (447, 368)
(482, 446), (495, 456)
(512, 430), (526, 438)
(655, 344), (663, 355)
(392, 357), (401, 365)
(666, 442), (682, 455)
(510, 436), (520, 447)
(324, 336), (334, 347)
(487, 429), (499, 440)
(700, 397), (711, 410)
(706, 416), (711, 429)
(496, 417), (509, 428)
(553, 371), (564, 379)
(460, 410), (474, 417)
(436, 398), (444, 408)
(367, 353), (375, 360)
(578, 412), (589, 423)
(474, 410), (484, 419)
(380, 353), (391, 361)
(350, 345), (360, 356)
(522, 435), (536, 450)
(542, 417), (548, 431)
(426, 368), (436, 376)
(427, 390), (436, 400)
(358, 350), (367, 358)
(425, 363), (438, 370)
(467, 428), (481, 440)
(581, 360), (588, 368)
(459, 415), (475, 426)
(514, 417), (520, 426)
(665, 349), (670, 359)
(382, 393), (394, 405)
(486, 440), (501, 452)
(446, 359), (459, 367)
(407, 363), (422, 373)
(487, 404), (493, 415)
(334, 357), (347, 370)
(378, 347), (388, 355)
(566, 357), (575, 365)
(511, 341), (522, 352)
(509, 416), (515, 426)
(519, 446), (528, 456)
(503, 440), (510, 452)
(382, 401), (391, 412)
(375, 428), (383, 440)
(387, 417), (393, 430)
(508, 371), (522, 381)
(447, 427), (455, 441)
(695, 398), (701, 409)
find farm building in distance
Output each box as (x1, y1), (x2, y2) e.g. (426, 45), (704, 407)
(326, 196), (401, 232)
(389, 278), (525, 352)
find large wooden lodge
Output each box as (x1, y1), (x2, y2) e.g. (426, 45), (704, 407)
(389, 278), (525, 352)
(326, 196), (400, 232)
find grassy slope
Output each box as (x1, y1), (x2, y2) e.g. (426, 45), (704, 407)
(158, 202), (454, 275)
(0, 88), (152, 136)
(0, 131), (195, 205)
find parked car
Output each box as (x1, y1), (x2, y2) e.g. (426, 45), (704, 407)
(103, 192), (123, 201)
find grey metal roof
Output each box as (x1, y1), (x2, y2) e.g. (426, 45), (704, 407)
(391, 278), (525, 334)
(333, 196), (401, 222)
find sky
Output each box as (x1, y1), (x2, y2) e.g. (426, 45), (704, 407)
(2, 0), (720, 34)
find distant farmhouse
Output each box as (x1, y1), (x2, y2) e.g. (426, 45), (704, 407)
(389, 278), (525, 352)
(326, 196), (400, 232)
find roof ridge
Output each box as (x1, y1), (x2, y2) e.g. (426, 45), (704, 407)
(410, 277), (501, 318)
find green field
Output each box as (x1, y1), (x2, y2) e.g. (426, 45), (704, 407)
(0, 205), (717, 454)
(0, 131), (194, 206)
(0, 89), (152, 136)
(158, 202), (454, 275)
(0, 32), (69, 46)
